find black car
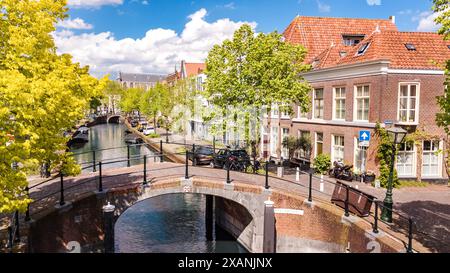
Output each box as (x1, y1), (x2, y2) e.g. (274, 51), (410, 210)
(188, 146), (215, 165)
(211, 149), (251, 171)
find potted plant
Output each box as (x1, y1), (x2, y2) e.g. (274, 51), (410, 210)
(354, 170), (362, 182)
(364, 170), (376, 183)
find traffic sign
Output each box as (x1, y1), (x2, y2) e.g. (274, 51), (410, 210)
(359, 130), (371, 142)
(359, 141), (370, 148)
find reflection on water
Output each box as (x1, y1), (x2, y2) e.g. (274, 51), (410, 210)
(115, 194), (248, 253)
(70, 123), (154, 171)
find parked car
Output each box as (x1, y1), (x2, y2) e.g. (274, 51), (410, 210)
(130, 120), (139, 127)
(211, 148), (251, 171)
(188, 146), (215, 165)
(143, 126), (156, 136)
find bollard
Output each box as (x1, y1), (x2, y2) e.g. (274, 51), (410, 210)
(103, 202), (116, 253)
(93, 150), (97, 172)
(344, 185), (350, 217)
(296, 167), (300, 182)
(127, 145), (131, 167)
(192, 144), (196, 166)
(59, 173), (65, 206)
(373, 200), (379, 234)
(160, 140), (164, 163)
(265, 161), (270, 190)
(308, 172), (313, 202)
(143, 155), (147, 185)
(98, 162), (103, 192)
(185, 152), (189, 179)
(407, 217), (414, 253)
(226, 159), (231, 184)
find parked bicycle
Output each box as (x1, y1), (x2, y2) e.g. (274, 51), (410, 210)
(328, 161), (354, 181)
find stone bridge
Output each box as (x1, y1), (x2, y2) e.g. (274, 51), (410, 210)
(20, 161), (419, 254)
(86, 114), (121, 127)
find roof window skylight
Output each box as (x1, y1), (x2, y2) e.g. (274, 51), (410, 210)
(405, 43), (416, 51)
(357, 42), (370, 55)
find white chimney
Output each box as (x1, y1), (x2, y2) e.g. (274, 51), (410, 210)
(389, 16), (396, 24)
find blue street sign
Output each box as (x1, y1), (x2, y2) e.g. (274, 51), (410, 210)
(359, 130), (371, 142)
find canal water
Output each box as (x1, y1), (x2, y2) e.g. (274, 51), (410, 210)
(70, 123), (155, 171)
(71, 123), (246, 253)
(115, 194), (248, 253)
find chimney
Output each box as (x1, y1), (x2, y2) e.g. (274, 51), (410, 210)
(389, 15), (396, 24)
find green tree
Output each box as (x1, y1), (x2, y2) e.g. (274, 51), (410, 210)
(375, 124), (400, 188)
(205, 24), (311, 149)
(433, 0), (450, 177)
(0, 0), (106, 213)
(119, 87), (144, 116)
(103, 80), (125, 114)
(140, 83), (164, 127)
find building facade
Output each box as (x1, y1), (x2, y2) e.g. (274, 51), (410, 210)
(117, 72), (166, 90)
(264, 16), (449, 182)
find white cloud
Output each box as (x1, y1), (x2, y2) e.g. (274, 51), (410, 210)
(57, 18), (93, 30)
(68, 0), (123, 8)
(416, 11), (440, 32)
(367, 0), (381, 6)
(142, 0), (149, 5)
(317, 1), (330, 13)
(53, 8), (257, 78)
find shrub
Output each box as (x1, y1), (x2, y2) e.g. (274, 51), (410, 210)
(375, 123), (400, 188)
(148, 133), (160, 139)
(313, 154), (331, 175)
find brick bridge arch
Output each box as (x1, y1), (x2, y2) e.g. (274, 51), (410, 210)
(109, 177), (269, 253)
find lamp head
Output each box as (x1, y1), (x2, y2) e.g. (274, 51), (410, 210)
(387, 127), (407, 144)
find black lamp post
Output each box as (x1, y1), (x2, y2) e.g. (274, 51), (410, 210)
(381, 126), (407, 223)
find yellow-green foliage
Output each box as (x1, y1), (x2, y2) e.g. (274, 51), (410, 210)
(0, 0), (106, 213)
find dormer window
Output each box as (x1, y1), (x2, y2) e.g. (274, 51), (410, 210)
(357, 42), (370, 56)
(342, 34), (365, 46)
(405, 43), (416, 51)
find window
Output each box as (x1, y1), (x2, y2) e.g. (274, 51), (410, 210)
(314, 88), (324, 119)
(332, 135), (345, 163)
(297, 106), (308, 119)
(354, 138), (368, 173)
(271, 105), (279, 118)
(334, 87), (346, 120)
(342, 35), (365, 46)
(422, 140), (441, 177)
(397, 141), (416, 177)
(357, 42), (370, 55)
(315, 133), (324, 156)
(398, 83), (419, 123)
(405, 43), (416, 51)
(355, 85), (370, 122)
(282, 128), (290, 159)
(295, 130), (311, 159)
(270, 126), (279, 156)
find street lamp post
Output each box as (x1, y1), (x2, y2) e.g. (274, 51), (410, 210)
(381, 126), (407, 223)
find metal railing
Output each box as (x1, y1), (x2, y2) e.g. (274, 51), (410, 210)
(9, 140), (447, 253)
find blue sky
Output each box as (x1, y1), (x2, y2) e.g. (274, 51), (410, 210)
(56, 0), (438, 77)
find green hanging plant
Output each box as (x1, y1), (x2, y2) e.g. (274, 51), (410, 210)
(375, 123), (400, 188)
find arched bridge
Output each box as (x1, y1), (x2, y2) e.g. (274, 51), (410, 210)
(5, 145), (429, 253)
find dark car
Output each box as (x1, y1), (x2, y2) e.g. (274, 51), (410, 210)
(211, 149), (251, 171)
(188, 146), (214, 165)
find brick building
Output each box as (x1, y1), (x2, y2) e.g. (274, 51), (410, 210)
(264, 16), (449, 182)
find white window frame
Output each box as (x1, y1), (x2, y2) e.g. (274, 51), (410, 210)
(396, 142), (417, 178)
(315, 132), (324, 157)
(297, 105), (308, 119)
(331, 135), (345, 163)
(353, 138), (368, 173)
(333, 87), (346, 121)
(281, 128), (290, 159)
(271, 104), (279, 119)
(397, 82), (420, 125)
(353, 84), (370, 122)
(422, 140), (443, 178)
(270, 126), (279, 157)
(312, 88), (324, 120)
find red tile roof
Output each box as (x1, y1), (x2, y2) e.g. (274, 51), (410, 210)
(314, 31), (450, 70)
(283, 16), (398, 62)
(184, 62), (206, 78)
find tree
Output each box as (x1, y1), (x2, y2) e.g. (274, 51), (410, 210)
(0, 0), (106, 213)
(103, 80), (125, 114)
(119, 87), (144, 116)
(282, 136), (311, 161)
(433, 0), (450, 177)
(205, 24), (311, 151)
(140, 83), (164, 127)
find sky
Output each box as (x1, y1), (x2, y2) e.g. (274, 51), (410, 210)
(54, 0), (439, 78)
